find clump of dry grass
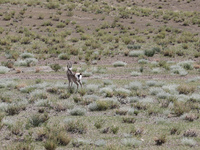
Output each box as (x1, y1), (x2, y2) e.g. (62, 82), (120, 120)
(154, 134), (167, 145)
(177, 84), (195, 95)
(173, 101), (191, 116)
(122, 117), (136, 124)
(181, 113), (199, 122)
(64, 120), (87, 134)
(183, 129), (198, 137)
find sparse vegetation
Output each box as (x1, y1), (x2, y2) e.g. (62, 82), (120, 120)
(154, 134), (167, 145)
(27, 113), (49, 128)
(50, 63), (62, 72)
(112, 61), (127, 67)
(0, 0), (200, 149)
(64, 120), (87, 134)
(0, 66), (9, 74)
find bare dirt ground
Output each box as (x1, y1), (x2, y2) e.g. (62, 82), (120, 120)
(0, 56), (198, 81)
(0, 0), (200, 149)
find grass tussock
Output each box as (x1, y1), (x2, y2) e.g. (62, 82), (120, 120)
(177, 85), (195, 95)
(154, 134), (167, 145)
(181, 138), (196, 147)
(112, 61), (127, 67)
(69, 107), (86, 116)
(0, 66), (10, 74)
(89, 99), (119, 111)
(0, 1), (200, 149)
(64, 120), (87, 134)
(27, 113), (49, 128)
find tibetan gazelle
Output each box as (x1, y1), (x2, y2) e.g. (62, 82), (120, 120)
(66, 61), (82, 91)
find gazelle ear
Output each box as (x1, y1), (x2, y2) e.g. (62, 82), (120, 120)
(70, 61), (72, 68)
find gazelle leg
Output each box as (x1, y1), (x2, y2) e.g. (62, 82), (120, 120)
(74, 81), (79, 92)
(78, 80), (82, 88)
(68, 80), (72, 89)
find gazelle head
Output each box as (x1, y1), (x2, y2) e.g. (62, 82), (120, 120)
(67, 61), (72, 70)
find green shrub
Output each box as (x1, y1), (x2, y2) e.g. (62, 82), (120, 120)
(11, 143), (34, 150)
(129, 50), (144, 57)
(81, 95), (99, 105)
(56, 131), (71, 146)
(50, 64), (62, 72)
(3, 13), (11, 21)
(89, 99), (119, 111)
(181, 138), (196, 147)
(20, 37), (31, 44)
(44, 140), (57, 150)
(0, 66), (10, 74)
(30, 90), (48, 102)
(128, 81), (142, 90)
(89, 100), (109, 111)
(131, 71), (142, 76)
(46, 2), (59, 9)
(58, 53), (70, 60)
(78, 88), (86, 96)
(182, 63), (193, 70)
(138, 59), (149, 64)
(42, 21), (53, 26)
(100, 87), (114, 97)
(52, 102), (68, 112)
(10, 121), (23, 135)
(56, 22), (66, 28)
(94, 139), (106, 147)
(35, 79), (42, 84)
(110, 125), (119, 134)
(94, 119), (104, 129)
(163, 49), (175, 57)
(73, 95), (83, 103)
(28, 113), (49, 127)
(144, 49), (155, 57)
(121, 138), (142, 147)
(127, 44), (141, 49)
(6, 104), (25, 116)
(67, 11), (74, 17)
(103, 80), (113, 86)
(69, 108), (86, 116)
(0, 38), (10, 46)
(86, 84), (99, 94)
(25, 58), (38, 67)
(0, 27), (4, 34)
(65, 120), (87, 134)
(20, 53), (34, 59)
(115, 88), (131, 98)
(82, 71), (92, 77)
(152, 47), (161, 53)
(70, 37), (79, 42)
(112, 61), (127, 67)
(5, 51), (20, 60)
(59, 92), (71, 99)
(116, 108), (128, 116)
(122, 117), (136, 123)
